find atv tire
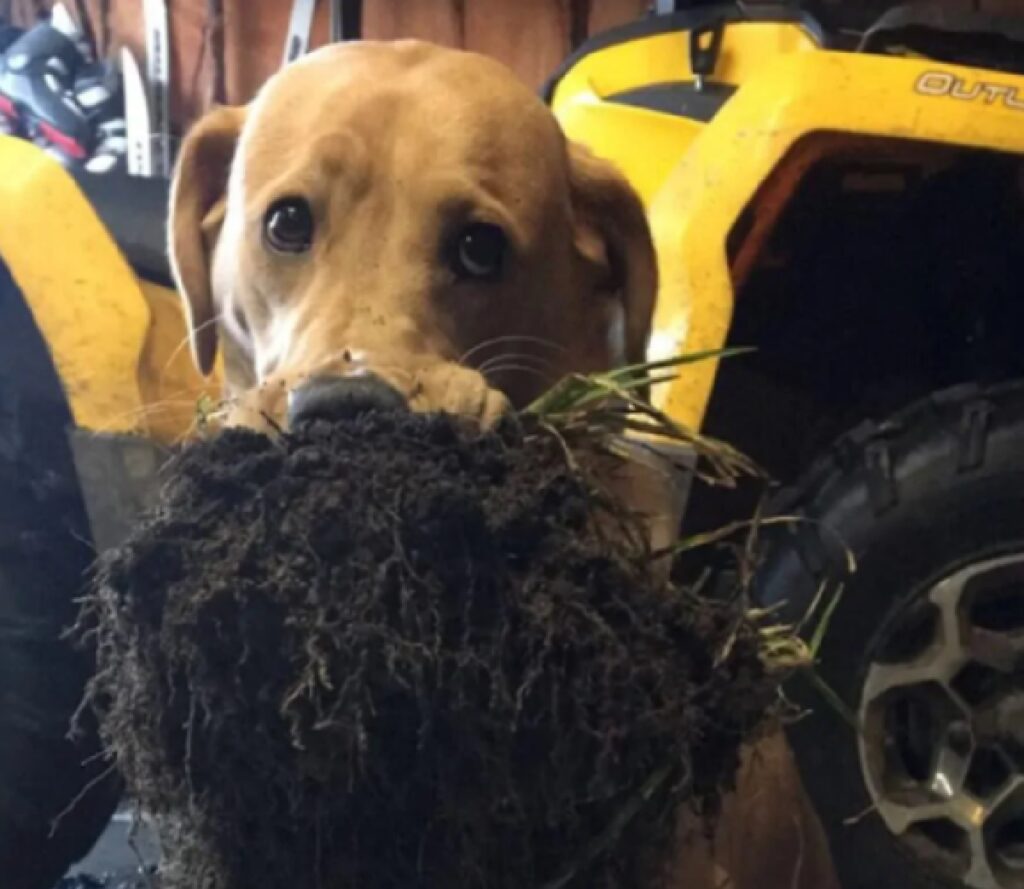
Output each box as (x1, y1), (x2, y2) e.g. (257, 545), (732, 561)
(757, 382), (1024, 889)
(0, 260), (120, 889)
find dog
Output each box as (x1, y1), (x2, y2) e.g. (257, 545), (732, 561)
(169, 39), (655, 431)
(167, 40), (839, 889)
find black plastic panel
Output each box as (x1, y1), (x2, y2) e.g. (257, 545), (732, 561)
(605, 80), (735, 122)
(70, 169), (173, 287)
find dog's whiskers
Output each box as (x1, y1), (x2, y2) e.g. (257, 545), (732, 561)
(96, 392), (217, 423)
(460, 335), (565, 366)
(477, 351), (557, 376)
(478, 363), (553, 384)
(160, 313), (227, 379)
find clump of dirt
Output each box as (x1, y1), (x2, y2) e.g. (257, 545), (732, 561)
(80, 412), (778, 889)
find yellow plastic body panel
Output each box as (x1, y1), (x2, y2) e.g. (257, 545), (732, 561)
(552, 20), (820, 98)
(647, 52), (1024, 430)
(557, 46), (1024, 432)
(0, 136), (215, 441)
(551, 20), (819, 204)
(555, 100), (701, 207)
(0, 136), (149, 434)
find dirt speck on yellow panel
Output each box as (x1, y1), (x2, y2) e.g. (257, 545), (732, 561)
(0, 138), (150, 434)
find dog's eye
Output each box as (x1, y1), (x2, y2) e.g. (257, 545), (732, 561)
(451, 223), (507, 280)
(264, 197), (314, 254)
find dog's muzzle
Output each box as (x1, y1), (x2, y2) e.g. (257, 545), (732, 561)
(287, 373), (408, 425)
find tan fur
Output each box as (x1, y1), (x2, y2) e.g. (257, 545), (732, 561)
(169, 40), (654, 429)
(167, 40), (837, 889)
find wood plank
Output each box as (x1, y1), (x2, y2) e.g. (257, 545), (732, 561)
(587, 0), (647, 37)
(11, 0), (1024, 134)
(464, 0), (571, 88)
(363, 0), (465, 47)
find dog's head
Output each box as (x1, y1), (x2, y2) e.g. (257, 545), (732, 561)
(169, 40), (656, 430)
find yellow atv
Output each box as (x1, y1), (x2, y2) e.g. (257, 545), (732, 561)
(551, 4), (1024, 889)
(2, 3), (1024, 889)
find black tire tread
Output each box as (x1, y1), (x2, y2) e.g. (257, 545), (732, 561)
(764, 380), (1024, 608)
(758, 381), (1024, 889)
(0, 273), (119, 889)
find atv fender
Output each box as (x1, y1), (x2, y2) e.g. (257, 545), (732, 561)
(0, 136), (217, 445)
(644, 51), (1024, 431)
(0, 135), (151, 434)
(548, 14), (820, 206)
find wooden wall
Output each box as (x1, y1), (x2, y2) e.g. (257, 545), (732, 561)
(7, 0), (649, 127)
(6, 0), (1024, 131)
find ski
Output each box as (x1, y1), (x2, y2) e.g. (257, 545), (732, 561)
(282, 0), (318, 68)
(122, 47), (152, 177)
(142, 0), (170, 176)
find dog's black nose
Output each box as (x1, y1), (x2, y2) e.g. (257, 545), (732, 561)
(287, 373), (408, 425)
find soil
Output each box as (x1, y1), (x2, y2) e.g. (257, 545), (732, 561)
(80, 412), (777, 889)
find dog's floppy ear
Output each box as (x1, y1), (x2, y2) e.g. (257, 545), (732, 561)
(168, 105), (247, 376)
(568, 142), (657, 366)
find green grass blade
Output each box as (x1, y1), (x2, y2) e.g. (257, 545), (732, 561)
(809, 582), (844, 658)
(806, 669), (861, 733)
(607, 346), (756, 379)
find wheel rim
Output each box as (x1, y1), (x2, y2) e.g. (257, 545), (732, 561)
(859, 553), (1024, 889)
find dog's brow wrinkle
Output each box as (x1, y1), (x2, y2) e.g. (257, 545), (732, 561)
(313, 129), (369, 181)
